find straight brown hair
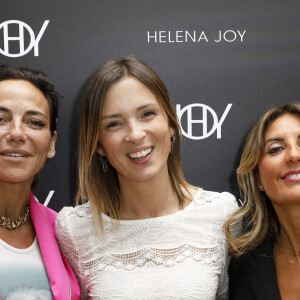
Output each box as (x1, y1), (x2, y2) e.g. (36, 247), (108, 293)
(77, 56), (193, 230)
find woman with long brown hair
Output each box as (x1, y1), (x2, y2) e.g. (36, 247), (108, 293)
(225, 103), (300, 299)
(56, 56), (239, 299)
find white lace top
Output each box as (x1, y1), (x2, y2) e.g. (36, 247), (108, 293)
(56, 189), (239, 300)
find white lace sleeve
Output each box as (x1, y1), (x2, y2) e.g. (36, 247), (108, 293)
(216, 192), (240, 299)
(55, 207), (87, 298)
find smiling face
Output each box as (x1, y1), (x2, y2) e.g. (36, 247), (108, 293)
(0, 80), (56, 185)
(97, 76), (174, 185)
(258, 114), (300, 205)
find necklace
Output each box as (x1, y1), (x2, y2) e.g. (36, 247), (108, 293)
(276, 243), (300, 269)
(0, 203), (30, 229)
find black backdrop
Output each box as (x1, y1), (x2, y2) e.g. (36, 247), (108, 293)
(1, 1), (300, 211)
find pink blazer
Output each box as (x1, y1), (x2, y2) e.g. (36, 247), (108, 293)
(29, 193), (81, 299)
(0, 193), (81, 299)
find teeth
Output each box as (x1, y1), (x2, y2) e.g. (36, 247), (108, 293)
(128, 147), (152, 159)
(286, 174), (300, 179)
(5, 153), (25, 157)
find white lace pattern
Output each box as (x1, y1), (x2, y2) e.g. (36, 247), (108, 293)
(56, 190), (240, 300)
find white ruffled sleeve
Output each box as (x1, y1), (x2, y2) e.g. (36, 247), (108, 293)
(55, 206), (87, 298)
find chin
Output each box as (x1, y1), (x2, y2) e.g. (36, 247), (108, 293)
(0, 174), (33, 185)
(133, 170), (162, 183)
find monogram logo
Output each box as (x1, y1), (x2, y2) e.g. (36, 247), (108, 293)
(0, 20), (49, 57)
(176, 103), (232, 140)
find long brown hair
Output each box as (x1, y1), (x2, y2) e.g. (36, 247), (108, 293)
(224, 103), (300, 256)
(77, 56), (192, 229)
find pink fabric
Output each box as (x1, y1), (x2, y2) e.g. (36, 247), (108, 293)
(30, 193), (81, 299)
(0, 194), (80, 300)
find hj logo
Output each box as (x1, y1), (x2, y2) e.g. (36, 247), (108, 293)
(0, 20), (49, 57)
(176, 103), (232, 140)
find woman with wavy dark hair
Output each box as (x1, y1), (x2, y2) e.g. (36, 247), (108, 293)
(56, 56), (239, 299)
(225, 103), (300, 299)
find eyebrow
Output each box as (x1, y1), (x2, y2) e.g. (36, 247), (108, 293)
(265, 137), (284, 145)
(137, 103), (159, 111)
(101, 103), (159, 120)
(0, 107), (48, 119)
(0, 106), (9, 113)
(265, 134), (300, 146)
(101, 113), (122, 120)
(25, 110), (48, 119)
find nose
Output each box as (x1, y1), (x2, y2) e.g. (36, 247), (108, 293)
(286, 144), (300, 163)
(124, 121), (146, 144)
(5, 120), (27, 143)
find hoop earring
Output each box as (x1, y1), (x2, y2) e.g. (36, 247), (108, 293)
(260, 185), (264, 192)
(99, 155), (108, 173)
(170, 135), (176, 153)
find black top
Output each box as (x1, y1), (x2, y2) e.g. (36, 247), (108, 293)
(229, 237), (281, 300)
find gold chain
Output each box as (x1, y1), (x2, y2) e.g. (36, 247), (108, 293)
(0, 203), (30, 230)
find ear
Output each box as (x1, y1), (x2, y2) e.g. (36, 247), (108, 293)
(96, 142), (106, 156)
(169, 126), (175, 138)
(256, 174), (263, 192)
(47, 131), (57, 159)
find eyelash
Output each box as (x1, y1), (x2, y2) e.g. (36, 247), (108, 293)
(106, 121), (121, 128)
(28, 119), (46, 127)
(105, 111), (156, 129)
(142, 111), (156, 118)
(0, 116), (47, 130)
(267, 146), (284, 155)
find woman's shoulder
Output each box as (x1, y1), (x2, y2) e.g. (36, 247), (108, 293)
(56, 202), (93, 229)
(229, 237), (276, 284)
(195, 189), (237, 203)
(58, 201), (92, 217)
(55, 202), (94, 247)
(30, 194), (57, 228)
(229, 237), (279, 299)
(231, 236), (275, 269)
(194, 189), (239, 217)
